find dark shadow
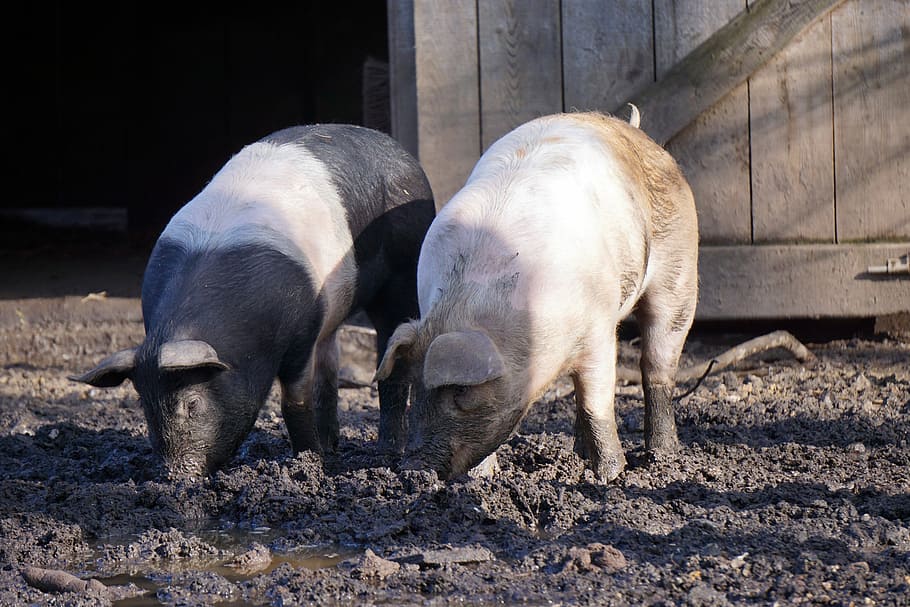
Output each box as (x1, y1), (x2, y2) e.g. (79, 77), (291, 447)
(0, 220), (147, 300)
(3, 3), (392, 299)
(674, 411), (910, 452)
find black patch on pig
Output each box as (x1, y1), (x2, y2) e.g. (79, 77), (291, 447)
(134, 236), (326, 467)
(265, 123), (435, 339)
(140, 236), (323, 388)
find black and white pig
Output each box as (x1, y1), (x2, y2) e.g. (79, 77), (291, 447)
(375, 111), (698, 482)
(73, 124), (435, 477)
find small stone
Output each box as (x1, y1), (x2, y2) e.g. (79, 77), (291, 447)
(722, 372), (742, 390)
(745, 375), (764, 391)
(399, 546), (494, 567)
(623, 410), (643, 433)
(703, 542), (722, 557)
(686, 582), (728, 606)
(351, 549), (400, 580)
(848, 561), (870, 574)
(561, 547), (593, 572)
(587, 543), (626, 571)
(730, 552), (748, 570)
(847, 442), (866, 455)
(851, 373), (872, 393)
(468, 453), (499, 479)
(224, 543), (271, 575)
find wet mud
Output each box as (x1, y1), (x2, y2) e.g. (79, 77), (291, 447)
(1, 297), (908, 606)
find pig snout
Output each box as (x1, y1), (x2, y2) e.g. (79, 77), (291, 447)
(400, 433), (456, 479)
(157, 438), (214, 479)
(399, 432), (441, 476)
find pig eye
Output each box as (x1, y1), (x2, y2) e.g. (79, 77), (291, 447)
(451, 385), (481, 412)
(186, 395), (204, 417)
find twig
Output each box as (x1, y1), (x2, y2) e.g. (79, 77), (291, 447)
(21, 566), (109, 597)
(616, 330), (815, 386)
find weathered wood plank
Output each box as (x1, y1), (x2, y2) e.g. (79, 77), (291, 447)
(561, 0), (653, 114)
(387, 0), (419, 157)
(654, 0), (752, 245)
(636, 0), (847, 145)
(478, 0), (562, 151)
(832, 0), (910, 241)
(750, 13), (835, 243)
(696, 244), (910, 319)
(414, 0), (480, 208)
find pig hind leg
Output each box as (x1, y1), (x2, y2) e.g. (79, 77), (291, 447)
(571, 326), (627, 482)
(311, 331), (341, 452)
(281, 331), (341, 454)
(366, 279), (415, 453)
(636, 274), (697, 455)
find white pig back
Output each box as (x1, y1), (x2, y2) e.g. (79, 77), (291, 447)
(418, 114), (651, 387)
(161, 140), (357, 333)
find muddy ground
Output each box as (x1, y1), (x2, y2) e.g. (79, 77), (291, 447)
(0, 252), (908, 605)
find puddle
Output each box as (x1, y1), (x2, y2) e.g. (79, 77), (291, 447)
(71, 522), (356, 606)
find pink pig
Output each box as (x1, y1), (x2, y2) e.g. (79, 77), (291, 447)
(376, 111), (699, 482)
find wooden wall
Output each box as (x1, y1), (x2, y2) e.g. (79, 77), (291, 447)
(390, 0), (910, 319)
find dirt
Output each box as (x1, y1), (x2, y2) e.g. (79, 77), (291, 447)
(1, 295), (908, 606)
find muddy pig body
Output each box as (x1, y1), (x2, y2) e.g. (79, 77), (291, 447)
(74, 124), (435, 476)
(376, 112), (698, 482)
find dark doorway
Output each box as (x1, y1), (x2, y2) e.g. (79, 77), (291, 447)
(3, 3), (390, 297)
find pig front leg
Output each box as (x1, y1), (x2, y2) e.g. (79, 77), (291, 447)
(281, 375), (321, 454)
(281, 331), (340, 454)
(368, 288), (415, 453)
(637, 287), (696, 456)
(571, 330), (626, 482)
(376, 374), (409, 452)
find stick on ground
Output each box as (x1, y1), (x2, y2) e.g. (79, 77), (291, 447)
(616, 330), (815, 385)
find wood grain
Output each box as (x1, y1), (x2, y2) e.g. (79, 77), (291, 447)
(561, 0), (653, 115)
(478, 0), (563, 151)
(414, 0), (480, 208)
(696, 243), (910, 319)
(654, 0), (752, 245)
(388, 0), (419, 157)
(750, 14), (835, 243)
(832, 0), (910, 241)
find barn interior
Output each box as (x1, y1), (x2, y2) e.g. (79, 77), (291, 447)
(2, 3), (389, 300)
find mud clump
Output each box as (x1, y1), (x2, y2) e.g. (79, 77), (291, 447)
(1, 298), (909, 605)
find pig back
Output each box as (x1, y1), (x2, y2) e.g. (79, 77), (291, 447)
(156, 124), (434, 334)
(418, 113), (669, 322)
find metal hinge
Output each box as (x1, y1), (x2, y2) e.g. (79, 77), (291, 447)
(867, 253), (910, 276)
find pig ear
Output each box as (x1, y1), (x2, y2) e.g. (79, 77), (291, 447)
(374, 322), (418, 382)
(423, 330), (505, 390)
(69, 347), (138, 387)
(159, 340), (230, 372)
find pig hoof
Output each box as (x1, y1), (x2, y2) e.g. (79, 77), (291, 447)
(590, 451), (626, 484)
